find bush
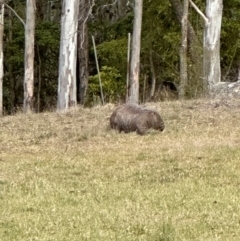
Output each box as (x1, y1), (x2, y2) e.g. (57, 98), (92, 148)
(88, 66), (125, 105)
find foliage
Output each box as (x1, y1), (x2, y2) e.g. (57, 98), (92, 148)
(2, 0), (240, 112)
(89, 3), (133, 42)
(3, 11), (25, 113)
(35, 21), (60, 48)
(3, 3), (61, 113)
(104, 12), (133, 40)
(131, 0), (182, 102)
(220, 0), (240, 81)
(88, 66), (125, 105)
(35, 21), (60, 111)
(94, 38), (128, 77)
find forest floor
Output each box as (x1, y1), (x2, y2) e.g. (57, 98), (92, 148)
(1, 98), (240, 241)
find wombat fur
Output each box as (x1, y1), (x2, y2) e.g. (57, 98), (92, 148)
(110, 104), (165, 135)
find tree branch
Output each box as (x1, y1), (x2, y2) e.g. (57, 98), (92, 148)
(189, 0), (209, 25)
(5, 3), (25, 27)
(101, 0), (117, 9)
(79, 0), (94, 49)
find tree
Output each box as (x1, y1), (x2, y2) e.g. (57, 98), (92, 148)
(238, 60), (240, 81)
(0, 1), (4, 116)
(77, 0), (90, 105)
(184, 0), (223, 94)
(179, 0), (188, 99)
(203, 0), (223, 88)
(128, 0), (143, 104)
(149, 48), (156, 99)
(170, 0), (203, 97)
(24, 0), (36, 113)
(170, 0), (200, 50)
(57, 0), (79, 111)
(0, 0), (237, 112)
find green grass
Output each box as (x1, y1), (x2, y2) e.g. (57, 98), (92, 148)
(1, 99), (240, 240)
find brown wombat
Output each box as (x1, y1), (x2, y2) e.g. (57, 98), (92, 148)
(110, 104), (165, 135)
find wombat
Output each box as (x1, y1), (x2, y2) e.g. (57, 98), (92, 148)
(110, 104), (165, 135)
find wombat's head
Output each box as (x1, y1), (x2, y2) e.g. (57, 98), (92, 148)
(152, 112), (165, 131)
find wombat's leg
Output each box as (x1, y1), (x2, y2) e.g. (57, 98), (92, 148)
(118, 127), (124, 133)
(136, 126), (147, 135)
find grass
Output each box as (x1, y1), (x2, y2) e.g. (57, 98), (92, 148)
(1, 99), (240, 240)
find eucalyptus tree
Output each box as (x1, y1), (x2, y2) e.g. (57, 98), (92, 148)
(57, 0), (79, 111)
(179, 0), (189, 99)
(171, 0), (223, 95)
(128, 0), (143, 104)
(187, 0), (223, 91)
(203, 0), (223, 88)
(6, 0), (35, 113)
(24, 0), (36, 113)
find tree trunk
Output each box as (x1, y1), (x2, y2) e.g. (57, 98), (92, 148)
(0, 1), (4, 116)
(170, 0), (203, 96)
(238, 60), (240, 82)
(179, 0), (188, 99)
(57, 0), (79, 111)
(203, 0), (223, 88)
(77, 0), (89, 105)
(128, 0), (143, 105)
(169, 0), (199, 46)
(23, 0), (36, 113)
(8, 8), (15, 114)
(149, 48), (156, 99)
(126, 32), (131, 102)
(36, 45), (41, 113)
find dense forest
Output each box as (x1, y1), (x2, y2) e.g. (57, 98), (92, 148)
(1, 0), (240, 114)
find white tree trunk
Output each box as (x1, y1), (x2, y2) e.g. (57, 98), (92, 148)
(179, 0), (188, 99)
(203, 0), (223, 88)
(128, 0), (143, 104)
(24, 0), (36, 113)
(57, 0), (79, 111)
(0, 2), (4, 116)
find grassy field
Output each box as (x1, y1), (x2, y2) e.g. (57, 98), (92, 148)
(1, 99), (240, 241)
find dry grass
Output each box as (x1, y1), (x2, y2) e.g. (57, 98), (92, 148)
(1, 98), (240, 240)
